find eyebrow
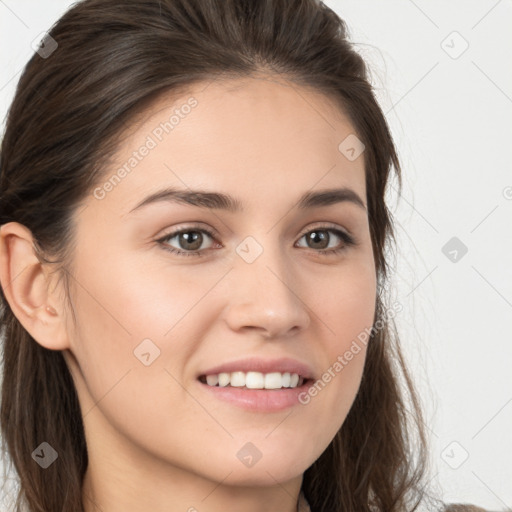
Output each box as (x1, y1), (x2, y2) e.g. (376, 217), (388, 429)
(128, 186), (366, 214)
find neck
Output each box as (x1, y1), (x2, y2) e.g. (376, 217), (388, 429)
(82, 465), (303, 512)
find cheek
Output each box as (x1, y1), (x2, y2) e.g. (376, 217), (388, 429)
(64, 263), (209, 459)
(317, 256), (377, 351)
(65, 252), (223, 418)
(297, 259), (376, 438)
(70, 251), (216, 351)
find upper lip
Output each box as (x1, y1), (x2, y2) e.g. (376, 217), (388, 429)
(198, 357), (315, 380)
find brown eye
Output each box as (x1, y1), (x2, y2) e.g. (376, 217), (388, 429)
(176, 231), (204, 251)
(296, 227), (356, 255)
(157, 227), (217, 257)
(304, 230), (330, 250)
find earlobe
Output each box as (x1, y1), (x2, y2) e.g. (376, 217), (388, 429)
(0, 221), (70, 351)
(46, 304), (58, 315)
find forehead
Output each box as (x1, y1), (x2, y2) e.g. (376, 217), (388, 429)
(90, 74), (366, 216)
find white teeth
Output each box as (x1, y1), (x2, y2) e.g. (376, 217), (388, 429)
(218, 372), (230, 387)
(202, 371), (304, 389)
(245, 371), (264, 389)
(230, 371), (246, 387)
(206, 374), (219, 386)
(264, 372), (283, 389)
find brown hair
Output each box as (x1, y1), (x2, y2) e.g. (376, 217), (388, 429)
(0, 0), (432, 510)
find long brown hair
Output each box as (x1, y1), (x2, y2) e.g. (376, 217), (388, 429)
(0, 0), (432, 510)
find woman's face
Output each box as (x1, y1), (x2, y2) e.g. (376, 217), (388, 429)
(63, 75), (376, 489)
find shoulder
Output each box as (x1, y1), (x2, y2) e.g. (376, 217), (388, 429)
(299, 494), (499, 512)
(443, 504), (498, 512)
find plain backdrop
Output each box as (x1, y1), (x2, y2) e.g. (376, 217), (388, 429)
(1, 1), (511, 510)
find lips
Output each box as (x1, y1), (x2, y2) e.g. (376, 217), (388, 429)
(196, 359), (316, 412)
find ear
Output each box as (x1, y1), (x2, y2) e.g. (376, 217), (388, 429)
(0, 221), (70, 350)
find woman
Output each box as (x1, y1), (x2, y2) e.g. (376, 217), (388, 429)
(0, 0), (492, 510)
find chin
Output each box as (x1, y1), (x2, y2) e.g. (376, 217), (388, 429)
(212, 441), (315, 485)
(216, 459), (307, 487)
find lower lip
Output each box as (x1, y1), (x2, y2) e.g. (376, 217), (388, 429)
(197, 380), (313, 412)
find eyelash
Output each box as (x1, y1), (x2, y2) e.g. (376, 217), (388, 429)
(155, 223), (357, 258)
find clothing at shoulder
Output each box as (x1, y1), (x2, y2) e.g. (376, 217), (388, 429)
(444, 505), (500, 512)
(299, 496), (496, 512)
(299, 493), (498, 512)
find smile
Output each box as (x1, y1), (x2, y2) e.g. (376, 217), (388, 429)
(199, 371), (306, 389)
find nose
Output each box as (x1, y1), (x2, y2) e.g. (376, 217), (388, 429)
(223, 241), (311, 339)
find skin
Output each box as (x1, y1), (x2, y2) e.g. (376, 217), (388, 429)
(0, 74), (376, 512)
